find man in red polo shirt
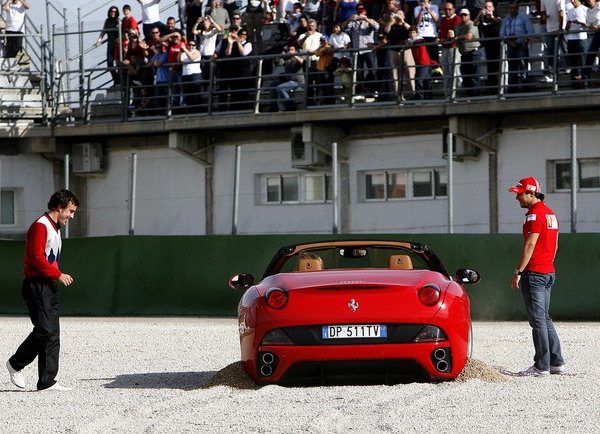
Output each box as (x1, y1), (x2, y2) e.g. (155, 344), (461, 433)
(508, 177), (565, 377)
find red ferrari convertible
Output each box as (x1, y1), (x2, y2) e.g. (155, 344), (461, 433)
(229, 240), (480, 385)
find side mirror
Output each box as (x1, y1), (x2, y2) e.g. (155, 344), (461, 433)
(455, 268), (481, 285)
(229, 273), (255, 290)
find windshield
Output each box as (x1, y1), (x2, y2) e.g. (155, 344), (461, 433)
(277, 246), (430, 273)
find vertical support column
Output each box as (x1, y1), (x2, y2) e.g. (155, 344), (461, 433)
(489, 151), (498, 233)
(64, 154), (70, 238)
(232, 145), (241, 235)
(571, 124), (578, 233)
(332, 142), (339, 234)
(129, 153), (138, 235)
(447, 132), (454, 234)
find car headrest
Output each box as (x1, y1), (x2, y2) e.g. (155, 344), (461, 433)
(295, 257), (324, 272)
(388, 254), (413, 270)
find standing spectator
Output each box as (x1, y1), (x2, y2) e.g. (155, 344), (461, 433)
(185, 0), (205, 42)
(438, 2), (462, 97)
(122, 4), (140, 33)
(147, 26), (163, 47)
(166, 32), (185, 107)
(583, 0), (600, 84)
(224, 0), (237, 21)
(370, 32), (394, 100)
(2, 0), (30, 58)
(137, 0), (165, 42)
(6, 190), (79, 391)
(214, 25), (253, 110)
(315, 36), (336, 104)
(343, 4), (380, 93)
(290, 15), (309, 45)
(334, 0), (359, 25)
(454, 8), (481, 96)
(414, 0), (440, 68)
(245, 0), (270, 52)
(407, 25), (435, 99)
(329, 22), (351, 58)
(162, 16), (186, 40)
(565, 0), (588, 88)
(382, 10), (415, 99)
(499, 2), (535, 92)
(179, 40), (203, 110)
(95, 6), (121, 85)
(474, 1), (502, 89)
(507, 177), (565, 377)
(192, 16), (223, 84)
(303, 0), (322, 20)
(298, 18), (323, 103)
(148, 41), (170, 113)
(539, 0), (566, 83)
(208, 0), (231, 34)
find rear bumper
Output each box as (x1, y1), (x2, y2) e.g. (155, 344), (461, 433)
(250, 342), (460, 385)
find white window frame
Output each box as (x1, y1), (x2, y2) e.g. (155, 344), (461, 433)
(361, 168), (446, 202)
(0, 189), (16, 226)
(550, 159), (600, 192)
(261, 173), (332, 205)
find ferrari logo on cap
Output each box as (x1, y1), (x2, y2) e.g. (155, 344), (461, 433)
(348, 299), (359, 312)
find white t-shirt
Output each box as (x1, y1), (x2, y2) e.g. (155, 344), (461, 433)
(541, 0), (566, 32)
(566, 5), (588, 40)
(140, 0), (161, 24)
(587, 3), (600, 27)
(329, 32), (351, 58)
(181, 50), (202, 75)
(414, 4), (439, 38)
(199, 28), (219, 56)
(5, 1), (27, 32)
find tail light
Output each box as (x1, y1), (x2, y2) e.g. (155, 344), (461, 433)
(414, 325), (447, 342)
(261, 328), (294, 345)
(418, 284), (441, 306)
(265, 287), (288, 309)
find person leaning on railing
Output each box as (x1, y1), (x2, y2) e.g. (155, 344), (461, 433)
(453, 8), (481, 97)
(1, 0), (30, 58)
(583, 0), (600, 84)
(96, 6), (121, 86)
(499, 1), (535, 93)
(565, 0), (589, 88)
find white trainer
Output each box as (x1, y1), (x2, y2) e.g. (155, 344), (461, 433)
(550, 364), (566, 375)
(539, 74), (554, 83)
(41, 382), (72, 391)
(519, 365), (550, 377)
(6, 360), (25, 389)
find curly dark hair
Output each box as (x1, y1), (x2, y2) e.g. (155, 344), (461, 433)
(47, 190), (80, 211)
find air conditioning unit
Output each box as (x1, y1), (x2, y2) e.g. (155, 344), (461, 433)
(72, 142), (104, 174)
(291, 127), (331, 168)
(442, 128), (480, 161)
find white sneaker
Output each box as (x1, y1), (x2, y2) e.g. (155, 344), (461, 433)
(519, 365), (550, 377)
(539, 75), (554, 83)
(41, 382), (72, 391)
(550, 364), (566, 375)
(6, 360), (25, 389)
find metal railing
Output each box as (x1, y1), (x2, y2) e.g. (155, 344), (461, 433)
(2, 22), (600, 125)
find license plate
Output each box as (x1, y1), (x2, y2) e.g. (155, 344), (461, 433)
(322, 324), (387, 339)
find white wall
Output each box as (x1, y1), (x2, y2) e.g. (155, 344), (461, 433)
(86, 148), (206, 236)
(498, 125), (600, 233)
(0, 154), (55, 235)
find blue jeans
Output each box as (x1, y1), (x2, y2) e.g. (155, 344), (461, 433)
(520, 271), (564, 371)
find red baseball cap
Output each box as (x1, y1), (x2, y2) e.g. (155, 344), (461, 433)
(508, 177), (541, 194)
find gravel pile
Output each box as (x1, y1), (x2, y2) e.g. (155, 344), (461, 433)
(1, 318), (597, 432)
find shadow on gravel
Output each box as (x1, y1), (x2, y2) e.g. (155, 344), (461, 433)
(99, 362), (259, 391)
(102, 371), (216, 390)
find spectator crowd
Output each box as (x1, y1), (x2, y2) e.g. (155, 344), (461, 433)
(4, 0), (596, 113)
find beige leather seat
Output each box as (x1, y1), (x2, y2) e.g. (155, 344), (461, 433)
(388, 254), (413, 270)
(295, 256), (324, 272)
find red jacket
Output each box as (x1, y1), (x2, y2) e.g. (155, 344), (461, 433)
(23, 214), (62, 280)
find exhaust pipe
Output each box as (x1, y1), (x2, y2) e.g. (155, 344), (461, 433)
(261, 352), (275, 365)
(434, 348), (446, 361)
(436, 360), (449, 372)
(260, 364), (273, 377)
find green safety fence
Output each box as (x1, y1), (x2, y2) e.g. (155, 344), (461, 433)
(0, 234), (598, 319)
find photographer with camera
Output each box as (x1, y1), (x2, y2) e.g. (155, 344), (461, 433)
(2, 0), (29, 58)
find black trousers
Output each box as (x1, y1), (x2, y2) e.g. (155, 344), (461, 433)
(9, 279), (60, 390)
